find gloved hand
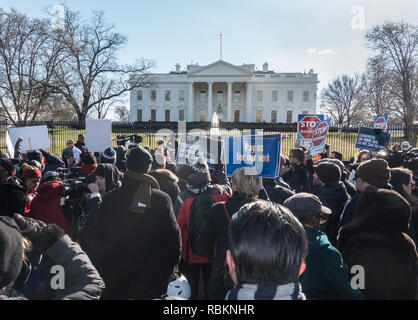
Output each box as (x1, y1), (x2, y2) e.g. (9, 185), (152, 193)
(12, 214), (66, 252)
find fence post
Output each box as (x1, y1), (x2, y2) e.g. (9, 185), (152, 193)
(50, 119), (55, 154)
(148, 120), (151, 146)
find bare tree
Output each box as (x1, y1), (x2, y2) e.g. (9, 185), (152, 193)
(49, 8), (154, 123)
(320, 74), (365, 127)
(114, 105), (129, 122)
(88, 76), (124, 119)
(0, 8), (63, 125)
(366, 21), (418, 143)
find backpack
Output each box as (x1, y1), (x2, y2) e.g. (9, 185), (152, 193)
(188, 193), (215, 254)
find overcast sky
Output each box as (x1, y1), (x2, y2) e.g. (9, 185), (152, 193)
(2, 0), (417, 118)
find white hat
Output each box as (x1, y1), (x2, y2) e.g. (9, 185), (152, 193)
(166, 275), (191, 299)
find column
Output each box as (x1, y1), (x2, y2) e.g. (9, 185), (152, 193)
(188, 82), (194, 121)
(246, 82), (253, 122)
(207, 82), (213, 121)
(227, 81), (233, 122)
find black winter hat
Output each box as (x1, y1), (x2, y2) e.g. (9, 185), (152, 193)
(0, 217), (23, 288)
(0, 158), (16, 176)
(126, 147), (153, 174)
(356, 158), (391, 187)
(27, 150), (42, 163)
(313, 162), (341, 184)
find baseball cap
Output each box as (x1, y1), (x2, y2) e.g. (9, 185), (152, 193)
(283, 193), (331, 219)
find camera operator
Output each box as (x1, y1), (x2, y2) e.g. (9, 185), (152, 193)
(62, 140), (81, 167)
(79, 152), (98, 177)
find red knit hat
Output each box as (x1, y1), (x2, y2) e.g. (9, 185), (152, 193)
(21, 166), (42, 180)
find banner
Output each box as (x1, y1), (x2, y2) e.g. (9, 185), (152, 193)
(297, 114), (325, 147)
(9, 125), (50, 151)
(224, 135), (281, 178)
(309, 119), (331, 155)
(177, 134), (223, 165)
(373, 114), (389, 132)
(355, 127), (391, 151)
(85, 119), (112, 152)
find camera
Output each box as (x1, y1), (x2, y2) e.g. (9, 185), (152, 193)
(116, 134), (143, 149)
(56, 167), (90, 204)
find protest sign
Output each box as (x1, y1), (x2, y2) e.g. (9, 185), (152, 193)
(224, 135), (281, 178)
(373, 114), (389, 132)
(9, 125), (50, 151)
(5, 130), (14, 158)
(85, 119), (112, 152)
(297, 114), (324, 147)
(309, 119), (331, 155)
(355, 127), (391, 151)
(177, 134), (222, 165)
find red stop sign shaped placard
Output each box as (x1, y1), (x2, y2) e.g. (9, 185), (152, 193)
(373, 116), (387, 130)
(298, 115), (321, 140)
(312, 122), (329, 147)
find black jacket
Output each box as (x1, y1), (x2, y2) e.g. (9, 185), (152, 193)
(315, 182), (350, 247)
(148, 169), (181, 206)
(282, 164), (308, 193)
(0, 177), (26, 217)
(262, 179), (295, 205)
(195, 192), (254, 299)
(86, 176), (181, 300)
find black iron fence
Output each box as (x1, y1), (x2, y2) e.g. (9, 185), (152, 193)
(0, 120), (417, 161)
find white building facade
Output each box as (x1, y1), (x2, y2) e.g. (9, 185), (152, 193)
(130, 60), (318, 123)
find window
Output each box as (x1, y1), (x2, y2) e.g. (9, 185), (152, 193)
(165, 90), (171, 101)
(286, 110), (293, 123)
(179, 90), (185, 101)
(303, 91), (309, 102)
(217, 91), (223, 102)
(165, 110), (170, 121)
(200, 91), (207, 102)
(234, 91), (241, 102)
(287, 91), (293, 102)
(234, 110), (240, 122)
(151, 90), (156, 102)
(137, 109), (142, 121)
(272, 90), (278, 102)
(271, 111), (277, 123)
(151, 109), (156, 121)
(200, 110), (205, 122)
(179, 109), (185, 121)
(256, 90), (263, 102)
(256, 110), (262, 123)
(137, 90), (142, 101)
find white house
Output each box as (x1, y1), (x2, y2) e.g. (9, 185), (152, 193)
(129, 60), (318, 123)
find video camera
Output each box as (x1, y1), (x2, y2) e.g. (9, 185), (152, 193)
(116, 134), (143, 149)
(56, 167), (90, 204)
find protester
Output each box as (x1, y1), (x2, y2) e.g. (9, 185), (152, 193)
(86, 146), (181, 300)
(175, 164), (196, 193)
(21, 165), (42, 215)
(348, 149), (372, 184)
(0, 158), (26, 217)
(282, 148), (308, 193)
(40, 149), (65, 173)
(62, 140), (81, 166)
(175, 156), (232, 299)
(338, 188), (418, 299)
(283, 193), (363, 300)
(74, 134), (86, 151)
(100, 147), (117, 165)
(114, 146), (128, 172)
(330, 151), (343, 161)
(340, 158), (392, 228)
(148, 169), (180, 206)
(0, 214), (105, 299)
(261, 177), (294, 205)
(313, 162), (350, 246)
(325, 158), (357, 197)
(195, 167), (262, 299)
(225, 200), (307, 300)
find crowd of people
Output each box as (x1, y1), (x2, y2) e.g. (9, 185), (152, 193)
(0, 133), (417, 300)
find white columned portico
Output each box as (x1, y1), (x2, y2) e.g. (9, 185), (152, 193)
(246, 82), (253, 122)
(227, 81), (233, 122)
(188, 81), (194, 121)
(207, 82), (213, 121)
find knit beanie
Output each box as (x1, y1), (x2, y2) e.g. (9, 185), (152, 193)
(100, 147), (117, 165)
(21, 165), (42, 180)
(0, 158), (16, 176)
(313, 162), (341, 184)
(0, 217), (23, 288)
(187, 156), (211, 189)
(355, 158), (391, 187)
(126, 147), (153, 174)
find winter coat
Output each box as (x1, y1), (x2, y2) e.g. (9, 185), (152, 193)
(262, 179), (295, 205)
(85, 176), (181, 300)
(282, 163), (308, 193)
(41, 150), (65, 173)
(0, 235), (105, 300)
(300, 226), (363, 300)
(0, 177), (26, 217)
(28, 180), (72, 236)
(174, 174), (232, 265)
(315, 182), (350, 247)
(195, 192), (254, 299)
(149, 169), (181, 206)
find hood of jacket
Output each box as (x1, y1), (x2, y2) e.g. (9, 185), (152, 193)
(36, 180), (63, 201)
(100, 163), (122, 193)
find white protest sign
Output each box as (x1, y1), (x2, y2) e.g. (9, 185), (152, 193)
(85, 119), (112, 152)
(9, 125), (50, 151)
(5, 130), (14, 158)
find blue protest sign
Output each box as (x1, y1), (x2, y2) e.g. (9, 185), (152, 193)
(224, 135), (281, 178)
(355, 127), (391, 151)
(297, 114), (325, 147)
(309, 119), (330, 155)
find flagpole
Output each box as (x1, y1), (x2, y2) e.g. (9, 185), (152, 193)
(220, 33), (222, 60)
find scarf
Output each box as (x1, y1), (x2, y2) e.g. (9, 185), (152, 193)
(124, 171), (160, 214)
(225, 282), (306, 300)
